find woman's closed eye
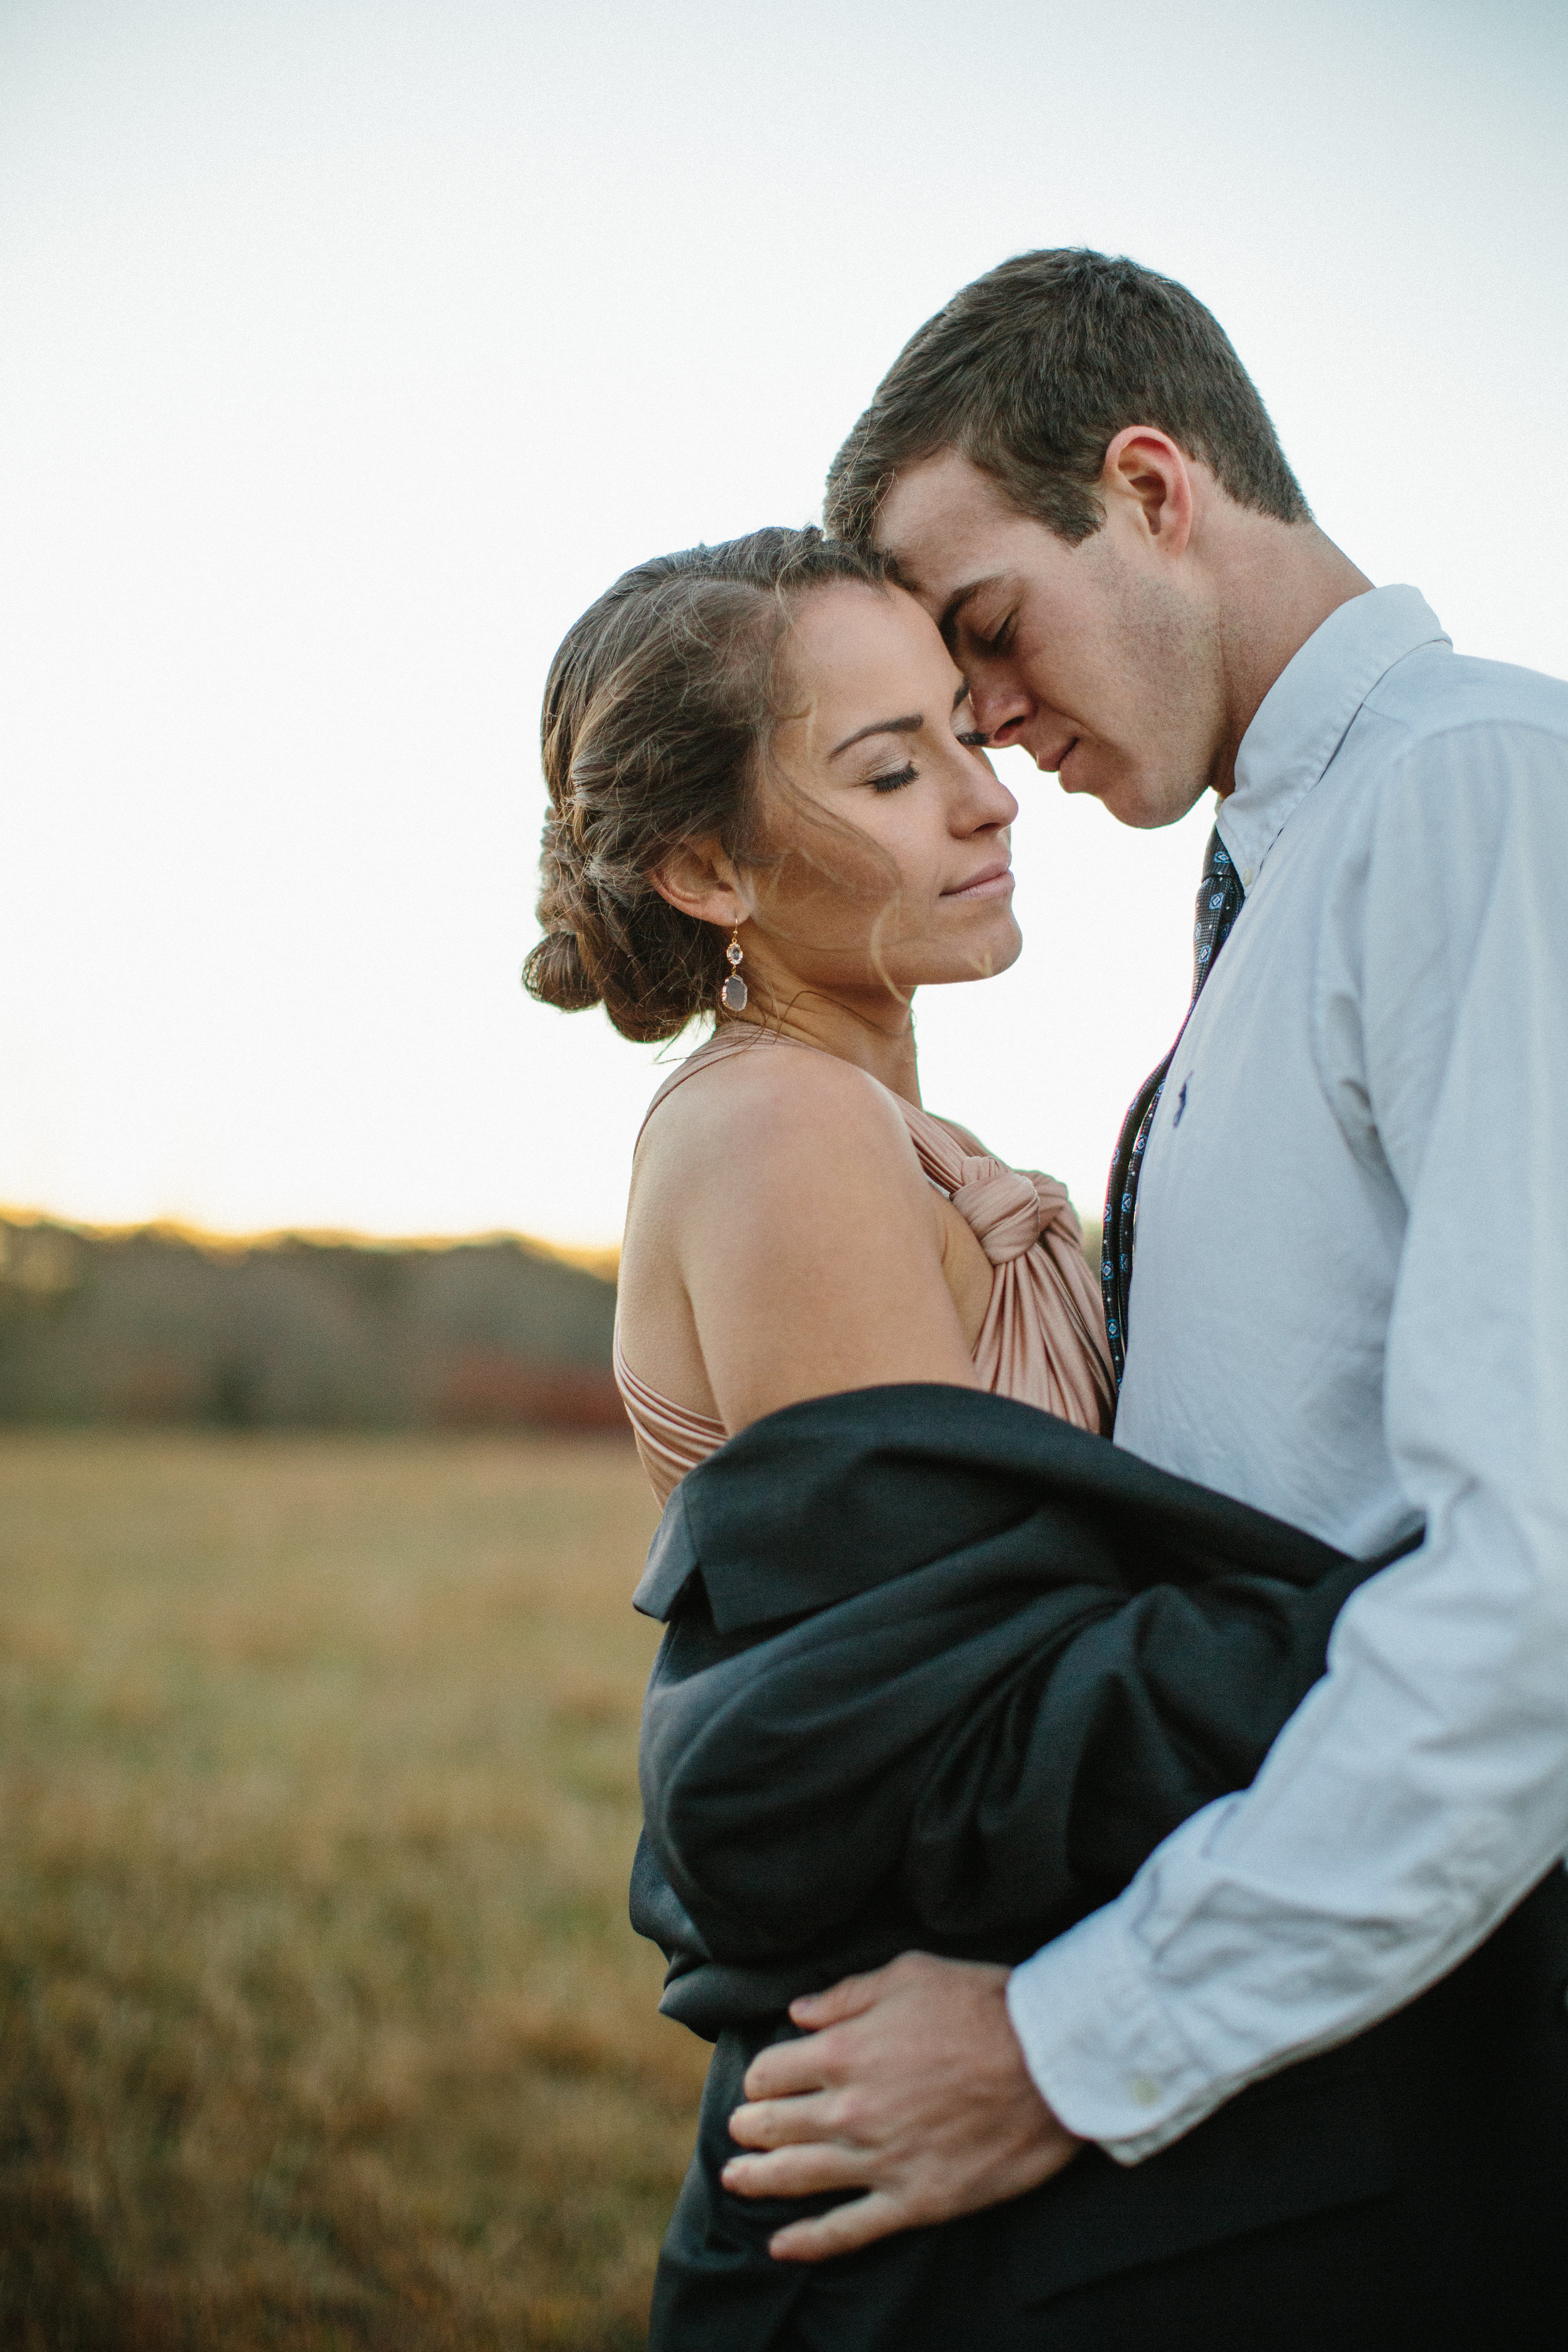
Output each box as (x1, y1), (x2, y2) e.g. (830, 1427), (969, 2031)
(865, 686), (985, 788)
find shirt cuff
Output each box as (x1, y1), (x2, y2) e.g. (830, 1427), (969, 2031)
(1005, 1902), (1234, 2165)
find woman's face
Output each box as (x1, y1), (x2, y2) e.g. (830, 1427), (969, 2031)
(747, 582), (1022, 1002)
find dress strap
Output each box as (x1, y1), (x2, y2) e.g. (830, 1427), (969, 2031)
(633, 1028), (820, 1149)
(613, 1334), (725, 1507)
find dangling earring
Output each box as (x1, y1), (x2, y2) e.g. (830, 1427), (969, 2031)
(719, 922), (748, 1013)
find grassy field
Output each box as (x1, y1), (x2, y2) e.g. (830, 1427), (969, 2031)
(0, 1433), (706, 2351)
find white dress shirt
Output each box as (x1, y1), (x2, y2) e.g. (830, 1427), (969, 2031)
(1005, 585), (1568, 2161)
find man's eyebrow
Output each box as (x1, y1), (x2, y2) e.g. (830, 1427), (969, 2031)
(829, 713), (921, 760)
(937, 576), (1000, 643)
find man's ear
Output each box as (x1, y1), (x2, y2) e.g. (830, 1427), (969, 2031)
(649, 838), (746, 930)
(1099, 428), (1197, 558)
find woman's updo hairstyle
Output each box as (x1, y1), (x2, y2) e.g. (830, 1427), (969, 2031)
(523, 525), (893, 1042)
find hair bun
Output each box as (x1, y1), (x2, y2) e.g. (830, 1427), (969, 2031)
(521, 928), (601, 1013)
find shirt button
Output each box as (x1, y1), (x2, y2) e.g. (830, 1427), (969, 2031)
(1241, 866), (1256, 887)
(1129, 2075), (1162, 2108)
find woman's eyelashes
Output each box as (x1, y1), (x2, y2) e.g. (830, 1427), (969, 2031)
(867, 719), (987, 790)
(869, 761), (918, 794)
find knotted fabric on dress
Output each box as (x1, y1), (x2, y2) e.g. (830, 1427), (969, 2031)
(903, 1111), (1114, 1436)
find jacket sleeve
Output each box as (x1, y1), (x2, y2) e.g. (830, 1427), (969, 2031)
(899, 1554), (1374, 1941)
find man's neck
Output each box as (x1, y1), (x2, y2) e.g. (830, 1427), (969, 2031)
(1209, 521), (1373, 799)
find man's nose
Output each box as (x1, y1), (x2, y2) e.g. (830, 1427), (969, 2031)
(970, 671), (1033, 747)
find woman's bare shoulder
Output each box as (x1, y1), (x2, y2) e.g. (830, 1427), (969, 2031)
(636, 1037), (917, 1182)
(632, 1039), (975, 1428)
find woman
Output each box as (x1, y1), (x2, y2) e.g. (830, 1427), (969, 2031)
(526, 526), (1116, 1490)
(525, 529), (1568, 2352)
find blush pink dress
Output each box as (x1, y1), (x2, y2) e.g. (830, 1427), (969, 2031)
(615, 1029), (1116, 1507)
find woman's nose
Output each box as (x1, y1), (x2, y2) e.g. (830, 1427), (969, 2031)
(959, 759), (1019, 834)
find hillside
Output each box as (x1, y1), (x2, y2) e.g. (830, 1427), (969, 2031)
(0, 1214), (624, 1431)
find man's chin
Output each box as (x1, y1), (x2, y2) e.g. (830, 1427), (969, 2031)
(1063, 763), (1209, 832)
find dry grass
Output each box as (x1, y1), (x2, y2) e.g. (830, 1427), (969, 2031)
(0, 1433), (704, 2351)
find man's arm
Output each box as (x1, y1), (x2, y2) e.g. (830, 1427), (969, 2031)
(727, 718), (1568, 2237)
(1009, 718), (1568, 2156)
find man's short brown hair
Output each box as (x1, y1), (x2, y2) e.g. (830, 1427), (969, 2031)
(824, 248), (1310, 546)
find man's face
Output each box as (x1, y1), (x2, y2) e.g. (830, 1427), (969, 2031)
(874, 450), (1226, 830)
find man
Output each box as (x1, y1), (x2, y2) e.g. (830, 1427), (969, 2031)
(721, 251), (1568, 2331)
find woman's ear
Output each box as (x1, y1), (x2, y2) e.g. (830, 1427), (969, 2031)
(648, 839), (746, 929)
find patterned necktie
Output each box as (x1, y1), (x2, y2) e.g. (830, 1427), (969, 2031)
(1101, 825), (1245, 1386)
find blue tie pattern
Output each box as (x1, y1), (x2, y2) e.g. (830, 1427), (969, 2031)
(1101, 826), (1245, 1385)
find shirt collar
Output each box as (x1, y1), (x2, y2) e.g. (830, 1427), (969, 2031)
(1217, 585), (1450, 885)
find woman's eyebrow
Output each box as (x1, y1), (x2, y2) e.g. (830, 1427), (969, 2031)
(829, 686), (968, 762)
(829, 713), (921, 760)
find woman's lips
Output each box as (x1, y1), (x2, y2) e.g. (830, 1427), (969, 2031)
(943, 863), (1015, 902)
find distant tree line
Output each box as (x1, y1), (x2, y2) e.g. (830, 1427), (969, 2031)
(0, 1215), (626, 1432)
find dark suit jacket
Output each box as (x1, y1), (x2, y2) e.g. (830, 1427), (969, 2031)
(632, 1387), (1568, 2350)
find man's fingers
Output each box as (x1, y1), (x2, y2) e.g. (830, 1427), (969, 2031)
(734, 1954), (1078, 2253)
(787, 1962), (890, 2030)
(727, 2093), (841, 2151)
(721, 2141), (872, 2201)
(743, 2028), (846, 2103)
(767, 2190), (908, 2264)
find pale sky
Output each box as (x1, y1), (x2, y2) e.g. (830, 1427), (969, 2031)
(3, 0), (1564, 1248)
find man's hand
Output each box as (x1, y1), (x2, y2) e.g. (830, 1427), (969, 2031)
(721, 1951), (1081, 2261)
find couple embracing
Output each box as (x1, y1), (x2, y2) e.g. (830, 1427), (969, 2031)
(526, 252), (1568, 2349)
